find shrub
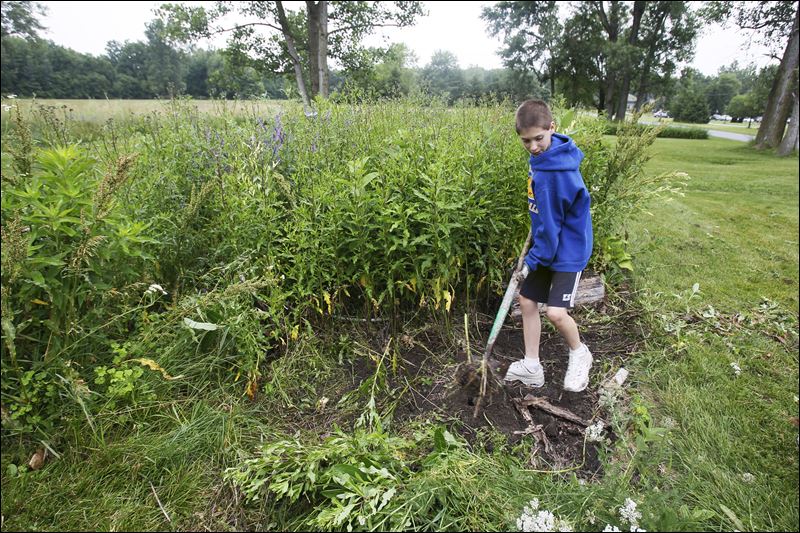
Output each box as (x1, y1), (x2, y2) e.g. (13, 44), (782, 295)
(605, 122), (709, 139)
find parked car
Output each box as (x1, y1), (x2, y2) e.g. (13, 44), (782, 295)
(653, 110), (670, 118)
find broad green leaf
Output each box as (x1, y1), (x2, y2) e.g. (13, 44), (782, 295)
(183, 317), (220, 331)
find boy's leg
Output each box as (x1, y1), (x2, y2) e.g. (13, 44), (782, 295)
(504, 270), (550, 387)
(544, 272), (593, 392)
(544, 307), (580, 351)
(519, 294), (542, 363)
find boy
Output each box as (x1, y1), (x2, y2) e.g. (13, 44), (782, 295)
(504, 99), (594, 392)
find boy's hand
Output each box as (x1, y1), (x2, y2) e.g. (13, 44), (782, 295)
(515, 264), (530, 284)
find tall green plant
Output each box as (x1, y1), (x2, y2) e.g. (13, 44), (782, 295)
(1, 144), (155, 432)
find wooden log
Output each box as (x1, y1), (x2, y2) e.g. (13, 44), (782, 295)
(519, 394), (591, 427)
(510, 275), (604, 317)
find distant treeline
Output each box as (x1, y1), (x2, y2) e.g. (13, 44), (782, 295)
(0, 35), (545, 103)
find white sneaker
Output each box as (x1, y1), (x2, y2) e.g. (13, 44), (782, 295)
(563, 344), (593, 392)
(504, 360), (545, 387)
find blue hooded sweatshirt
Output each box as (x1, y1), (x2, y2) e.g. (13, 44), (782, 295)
(525, 133), (593, 272)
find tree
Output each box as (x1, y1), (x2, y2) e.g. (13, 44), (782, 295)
(703, 1), (799, 150)
(726, 92), (760, 119)
(632, 2), (699, 113)
(341, 43), (417, 98)
(421, 50), (465, 103)
(144, 19), (186, 97)
(481, 1), (563, 98)
(1, 1), (46, 39)
(707, 72), (742, 114)
(157, 1), (423, 113)
(669, 70), (710, 123)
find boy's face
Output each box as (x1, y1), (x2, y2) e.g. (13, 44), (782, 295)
(518, 122), (556, 156)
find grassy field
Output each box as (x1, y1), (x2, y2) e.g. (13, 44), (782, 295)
(1, 97), (286, 126)
(630, 137), (799, 531)
(1, 103), (797, 532)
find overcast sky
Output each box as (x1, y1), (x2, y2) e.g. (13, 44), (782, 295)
(37, 1), (777, 76)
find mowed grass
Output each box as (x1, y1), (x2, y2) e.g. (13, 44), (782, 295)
(628, 137), (799, 531)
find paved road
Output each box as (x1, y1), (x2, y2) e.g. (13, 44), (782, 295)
(705, 129), (755, 142)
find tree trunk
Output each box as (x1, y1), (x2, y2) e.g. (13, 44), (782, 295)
(595, 1), (621, 120)
(307, 1), (320, 96)
(306, 1), (329, 98)
(276, 1), (312, 114)
(778, 90), (799, 156)
(634, 6), (668, 112)
(615, 0), (646, 122)
(755, 4), (799, 149)
(318, 1), (328, 97)
(598, 85), (606, 114)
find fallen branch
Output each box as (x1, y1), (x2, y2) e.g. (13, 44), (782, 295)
(512, 398), (552, 453)
(519, 394), (590, 427)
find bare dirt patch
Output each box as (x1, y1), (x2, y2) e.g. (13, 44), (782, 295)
(380, 301), (644, 478)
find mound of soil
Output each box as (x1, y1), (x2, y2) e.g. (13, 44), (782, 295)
(383, 304), (643, 479)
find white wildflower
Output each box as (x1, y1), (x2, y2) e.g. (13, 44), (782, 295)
(619, 498), (642, 528)
(741, 472), (755, 483)
(145, 283), (168, 296)
(515, 499), (572, 532)
(730, 362), (741, 376)
(661, 416), (677, 430)
(630, 527), (647, 532)
(603, 526), (621, 532)
(599, 388), (619, 409)
(586, 421), (605, 442)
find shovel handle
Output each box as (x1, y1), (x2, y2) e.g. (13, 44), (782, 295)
(483, 229), (533, 358)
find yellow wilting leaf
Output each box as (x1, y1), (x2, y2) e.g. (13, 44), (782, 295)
(245, 378), (258, 400)
(31, 299), (49, 306)
(290, 324), (299, 341)
(442, 289), (453, 312)
(129, 358), (184, 380)
(323, 291), (332, 314)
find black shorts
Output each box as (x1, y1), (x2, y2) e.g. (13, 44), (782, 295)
(519, 268), (582, 308)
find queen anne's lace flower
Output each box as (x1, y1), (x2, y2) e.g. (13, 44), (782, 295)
(619, 498), (643, 530)
(515, 499), (573, 532)
(730, 362), (742, 376)
(586, 421), (605, 442)
(145, 283), (168, 296)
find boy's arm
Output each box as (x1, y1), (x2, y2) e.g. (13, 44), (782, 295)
(524, 175), (568, 272)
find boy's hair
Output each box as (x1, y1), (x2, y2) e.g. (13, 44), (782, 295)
(515, 99), (553, 132)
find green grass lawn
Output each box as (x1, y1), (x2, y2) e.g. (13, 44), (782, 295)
(628, 136), (799, 531)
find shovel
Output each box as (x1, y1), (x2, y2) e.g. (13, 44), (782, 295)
(474, 229), (532, 414)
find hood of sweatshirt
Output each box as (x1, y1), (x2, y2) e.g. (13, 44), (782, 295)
(529, 133), (584, 172)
